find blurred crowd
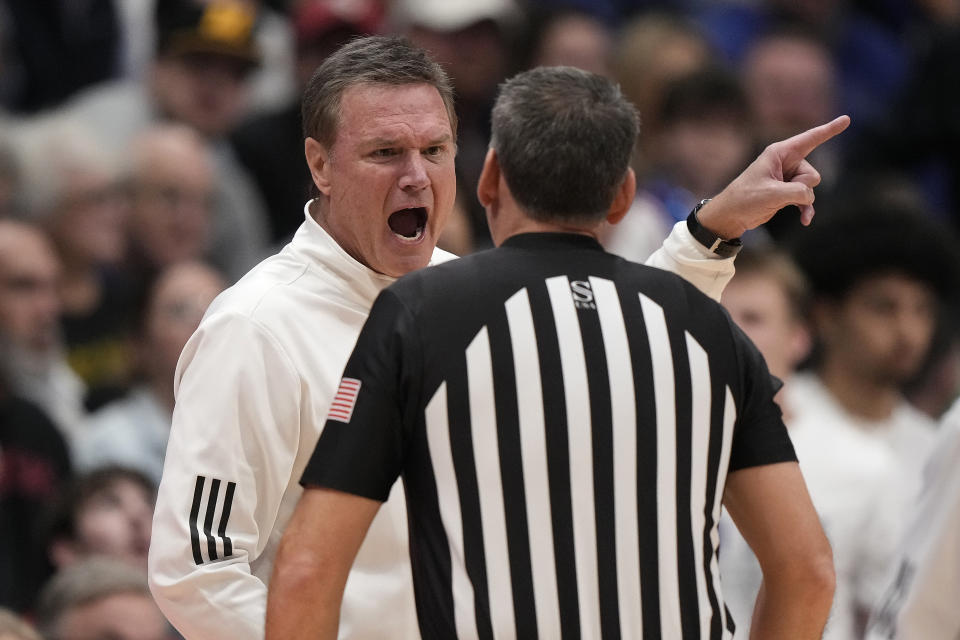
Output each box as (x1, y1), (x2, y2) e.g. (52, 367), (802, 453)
(0, 0), (958, 637)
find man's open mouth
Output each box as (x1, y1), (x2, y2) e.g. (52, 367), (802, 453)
(388, 207), (428, 241)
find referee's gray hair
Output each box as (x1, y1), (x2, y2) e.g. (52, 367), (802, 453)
(490, 66), (639, 222)
(301, 35), (458, 149)
(34, 557), (152, 640)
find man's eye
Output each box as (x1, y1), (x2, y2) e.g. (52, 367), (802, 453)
(372, 148), (395, 158)
(424, 146), (443, 157)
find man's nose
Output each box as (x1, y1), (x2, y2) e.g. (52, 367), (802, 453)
(398, 152), (430, 191)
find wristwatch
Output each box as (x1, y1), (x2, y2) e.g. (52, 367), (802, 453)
(686, 198), (743, 258)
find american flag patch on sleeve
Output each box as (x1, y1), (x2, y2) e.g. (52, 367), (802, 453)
(328, 377), (361, 423)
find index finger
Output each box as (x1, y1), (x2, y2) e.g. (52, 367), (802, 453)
(779, 115), (851, 164)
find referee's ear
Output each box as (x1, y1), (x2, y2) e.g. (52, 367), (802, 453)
(606, 168), (636, 226)
(477, 148), (500, 210)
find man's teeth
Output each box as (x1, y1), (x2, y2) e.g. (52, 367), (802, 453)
(393, 226), (424, 241)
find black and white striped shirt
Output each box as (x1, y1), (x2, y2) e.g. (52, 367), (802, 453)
(303, 232), (795, 640)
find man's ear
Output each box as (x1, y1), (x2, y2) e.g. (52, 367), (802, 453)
(304, 137), (332, 196)
(606, 167), (636, 226)
(477, 148), (500, 209)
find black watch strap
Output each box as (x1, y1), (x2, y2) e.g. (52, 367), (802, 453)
(686, 199), (743, 258)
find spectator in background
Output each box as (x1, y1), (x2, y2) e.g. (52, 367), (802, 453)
(693, 0), (909, 135)
(234, 0), (298, 116)
(115, 0), (298, 114)
(603, 67), (754, 262)
(720, 246), (811, 416)
(611, 12), (713, 178)
(743, 29), (837, 151)
(148, 0), (259, 140)
(0, 609), (42, 640)
(34, 557), (175, 640)
(520, 7), (613, 77)
(4, 464), (151, 614)
(0, 377), (71, 612)
(0, 220), (85, 448)
(647, 67), (754, 221)
(716, 246), (903, 640)
(46, 466), (154, 574)
(868, 397), (960, 640)
(76, 262), (226, 485)
(126, 124), (217, 286)
(791, 198), (960, 494)
(232, 0), (385, 244)
(59, 0), (270, 281)
(759, 197), (960, 638)
(17, 120), (135, 408)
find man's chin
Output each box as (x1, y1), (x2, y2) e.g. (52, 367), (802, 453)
(380, 252), (434, 278)
(376, 237), (438, 277)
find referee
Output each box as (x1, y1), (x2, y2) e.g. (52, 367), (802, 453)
(267, 67), (836, 639)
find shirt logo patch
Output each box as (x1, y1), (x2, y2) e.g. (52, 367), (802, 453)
(328, 377), (361, 423)
(570, 280), (597, 309)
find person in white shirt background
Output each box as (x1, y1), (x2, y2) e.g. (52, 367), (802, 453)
(868, 398), (960, 640)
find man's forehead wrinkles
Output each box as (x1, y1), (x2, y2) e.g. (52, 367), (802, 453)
(355, 121), (452, 147)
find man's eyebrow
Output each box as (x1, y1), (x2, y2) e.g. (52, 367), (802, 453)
(425, 133), (454, 146)
(365, 133), (454, 148)
(367, 137), (399, 148)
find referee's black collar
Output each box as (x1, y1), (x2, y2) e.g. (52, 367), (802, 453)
(500, 232), (605, 252)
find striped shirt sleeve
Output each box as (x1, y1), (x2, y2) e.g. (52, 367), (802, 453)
(726, 321), (797, 472)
